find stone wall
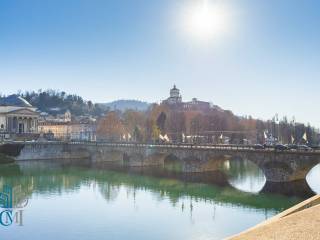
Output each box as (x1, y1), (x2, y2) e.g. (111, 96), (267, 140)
(15, 143), (90, 161)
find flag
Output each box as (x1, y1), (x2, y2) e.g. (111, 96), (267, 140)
(159, 134), (164, 140)
(182, 133), (185, 142)
(122, 134), (126, 140)
(219, 134), (223, 139)
(291, 135), (295, 144)
(127, 133), (132, 140)
(164, 134), (170, 142)
(302, 132), (308, 142)
(264, 131), (268, 139)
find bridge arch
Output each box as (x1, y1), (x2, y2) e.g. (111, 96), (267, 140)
(221, 157), (266, 193)
(306, 163), (320, 194)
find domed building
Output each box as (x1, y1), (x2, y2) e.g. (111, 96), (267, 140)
(162, 85), (182, 105)
(162, 85), (211, 112)
(0, 94), (33, 108)
(0, 95), (39, 138)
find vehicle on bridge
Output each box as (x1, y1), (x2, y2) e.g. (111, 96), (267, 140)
(297, 145), (312, 151)
(274, 144), (289, 151)
(253, 144), (265, 150)
(286, 144), (298, 150)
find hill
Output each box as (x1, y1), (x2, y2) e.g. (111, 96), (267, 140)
(100, 100), (150, 112)
(19, 90), (104, 116)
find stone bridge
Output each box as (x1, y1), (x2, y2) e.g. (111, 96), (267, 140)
(8, 141), (320, 186)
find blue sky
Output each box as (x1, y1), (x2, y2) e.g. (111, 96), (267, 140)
(0, 0), (319, 126)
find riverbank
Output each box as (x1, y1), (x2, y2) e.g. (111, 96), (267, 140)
(227, 194), (320, 239)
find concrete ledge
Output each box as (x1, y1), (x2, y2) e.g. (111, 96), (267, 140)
(227, 195), (320, 240)
(268, 194), (320, 220)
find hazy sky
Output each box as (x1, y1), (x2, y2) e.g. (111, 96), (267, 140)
(0, 0), (319, 126)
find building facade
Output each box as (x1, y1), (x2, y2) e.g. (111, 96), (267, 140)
(38, 114), (96, 141)
(0, 95), (39, 139)
(183, 98), (211, 112)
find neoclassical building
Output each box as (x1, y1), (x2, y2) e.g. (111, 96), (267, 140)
(0, 95), (39, 135)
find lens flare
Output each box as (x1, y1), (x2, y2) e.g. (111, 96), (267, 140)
(181, 0), (230, 42)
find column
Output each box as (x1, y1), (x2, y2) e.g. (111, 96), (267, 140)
(5, 117), (9, 132)
(27, 118), (30, 133)
(12, 117), (17, 133)
(34, 117), (38, 133)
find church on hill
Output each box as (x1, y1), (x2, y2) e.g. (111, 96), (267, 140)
(162, 85), (211, 112)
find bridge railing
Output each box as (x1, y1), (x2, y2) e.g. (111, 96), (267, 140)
(17, 140), (320, 154)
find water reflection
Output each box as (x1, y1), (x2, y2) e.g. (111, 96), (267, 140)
(221, 158), (317, 198)
(0, 161), (308, 240)
(222, 159), (266, 193)
(0, 161), (301, 210)
(306, 163), (320, 194)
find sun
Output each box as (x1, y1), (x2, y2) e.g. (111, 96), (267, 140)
(182, 0), (229, 42)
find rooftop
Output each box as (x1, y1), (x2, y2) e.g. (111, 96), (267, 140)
(0, 94), (33, 107)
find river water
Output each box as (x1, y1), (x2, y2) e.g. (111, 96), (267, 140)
(0, 159), (319, 240)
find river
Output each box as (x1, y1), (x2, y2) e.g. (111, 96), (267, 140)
(0, 158), (319, 240)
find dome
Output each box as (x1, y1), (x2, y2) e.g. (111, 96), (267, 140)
(170, 85), (180, 98)
(0, 94), (33, 107)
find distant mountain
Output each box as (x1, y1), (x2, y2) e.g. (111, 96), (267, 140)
(100, 100), (150, 112)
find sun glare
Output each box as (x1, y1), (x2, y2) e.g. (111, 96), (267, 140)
(182, 0), (230, 42)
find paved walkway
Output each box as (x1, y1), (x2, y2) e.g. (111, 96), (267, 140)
(228, 195), (320, 240)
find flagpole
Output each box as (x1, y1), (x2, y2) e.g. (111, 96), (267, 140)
(293, 116), (296, 144)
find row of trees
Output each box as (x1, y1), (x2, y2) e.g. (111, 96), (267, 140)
(97, 104), (320, 145)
